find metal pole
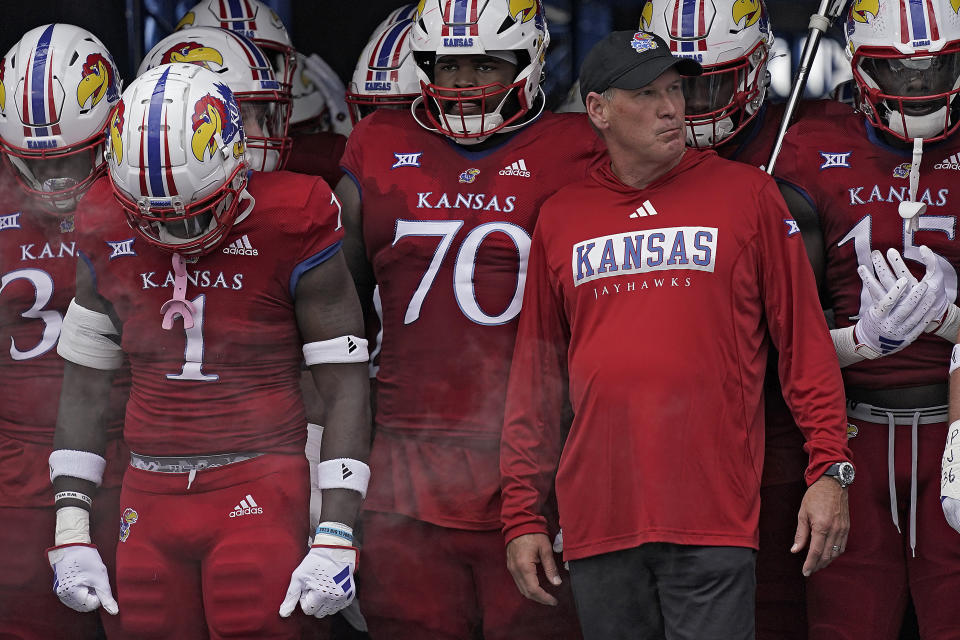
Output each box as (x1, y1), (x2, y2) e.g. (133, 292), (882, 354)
(766, 0), (849, 175)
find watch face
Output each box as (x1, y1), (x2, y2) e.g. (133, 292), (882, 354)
(838, 462), (855, 485)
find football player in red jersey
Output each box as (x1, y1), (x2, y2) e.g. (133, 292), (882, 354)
(0, 24), (129, 640)
(47, 63), (370, 639)
(644, 3), (811, 638)
(336, 0), (603, 637)
(501, 29), (852, 640)
(775, 1), (960, 638)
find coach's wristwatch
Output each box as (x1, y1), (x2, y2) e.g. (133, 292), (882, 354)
(823, 461), (855, 488)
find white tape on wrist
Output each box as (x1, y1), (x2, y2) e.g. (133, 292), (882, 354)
(57, 299), (123, 370)
(303, 336), (369, 365)
(55, 507), (92, 545)
(831, 325), (872, 368)
(317, 458), (370, 499)
(944, 421), (960, 500)
(935, 304), (960, 342)
(49, 449), (106, 486)
(305, 423), (324, 488)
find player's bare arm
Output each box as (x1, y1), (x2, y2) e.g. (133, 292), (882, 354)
(335, 175), (376, 320)
(294, 249), (371, 528)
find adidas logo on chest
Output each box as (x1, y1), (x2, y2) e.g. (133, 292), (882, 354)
(499, 159), (531, 177)
(222, 234), (258, 256)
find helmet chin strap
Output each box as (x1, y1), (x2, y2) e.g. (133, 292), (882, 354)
(887, 106), (949, 140)
(686, 116), (735, 148)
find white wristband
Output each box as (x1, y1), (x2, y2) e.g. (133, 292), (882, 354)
(943, 421), (960, 500)
(935, 304), (960, 342)
(317, 458), (370, 499)
(49, 449), (106, 486)
(303, 336), (369, 365)
(314, 521), (354, 547)
(55, 507), (92, 545)
(951, 345), (960, 376)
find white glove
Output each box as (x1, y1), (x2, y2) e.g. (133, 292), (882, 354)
(47, 544), (118, 615)
(943, 497), (960, 534)
(853, 248), (939, 358)
(279, 544), (358, 619)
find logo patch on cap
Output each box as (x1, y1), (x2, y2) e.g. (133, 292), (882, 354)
(630, 32), (658, 53)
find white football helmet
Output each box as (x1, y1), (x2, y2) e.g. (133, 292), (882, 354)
(108, 63), (248, 257)
(374, 3), (420, 36)
(640, 0), (774, 149)
(845, 0), (960, 142)
(139, 27), (290, 171)
(176, 0), (297, 95)
(346, 19), (420, 124)
(408, 0), (550, 144)
(0, 24), (121, 212)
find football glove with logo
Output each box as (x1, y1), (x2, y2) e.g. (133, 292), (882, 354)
(279, 525), (357, 619)
(47, 543), (118, 615)
(849, 248), (940, 359)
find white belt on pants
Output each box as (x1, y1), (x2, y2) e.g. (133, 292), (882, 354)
(846, 400), (948, 556)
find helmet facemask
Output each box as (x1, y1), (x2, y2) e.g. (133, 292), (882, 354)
(853, 45), (960, 142)
(682, 40), (770, 149)
(2, 130), (106, 212)
(116, 163), (248, 257)
(238, 96), (291, 171)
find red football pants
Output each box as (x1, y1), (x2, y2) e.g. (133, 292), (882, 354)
(115, 454), (312, 640)
(360, 511), (582, 640)
(807, 417), (960, 640)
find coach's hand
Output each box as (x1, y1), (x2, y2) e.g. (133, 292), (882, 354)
(792, 476), (850, 576)
(506, 533), (561, 606)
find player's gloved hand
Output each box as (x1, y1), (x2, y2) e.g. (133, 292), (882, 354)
(279, 531), (358, 619)
(47, 543), (119, 615)
(853, 249), (938, 358)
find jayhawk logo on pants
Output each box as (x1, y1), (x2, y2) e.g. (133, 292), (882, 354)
(160, 41), (224, 69)
(191, 82), (243, 162)
(76, 53), (118, 111)
(119, 507), (139, 542)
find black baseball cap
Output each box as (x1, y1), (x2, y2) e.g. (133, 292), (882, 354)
(579, 30), (702, 103)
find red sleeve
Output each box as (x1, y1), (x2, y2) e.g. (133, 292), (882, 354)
(754, 179), (852, 484)
(500, 218), (571, 544)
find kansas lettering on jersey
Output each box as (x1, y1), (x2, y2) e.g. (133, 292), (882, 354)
(501, 151), (849, 560)
(776, 100), (960, 389)
(341, 108), (604, 528)
(75, 172), (343, 456)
